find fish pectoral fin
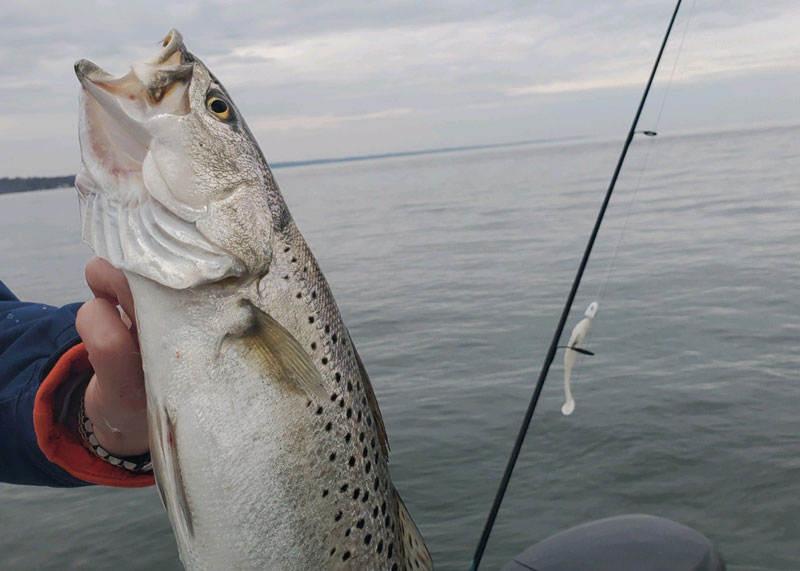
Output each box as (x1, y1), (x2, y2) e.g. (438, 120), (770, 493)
(239, 305), (329, 402)
(396, 492), (433, 570)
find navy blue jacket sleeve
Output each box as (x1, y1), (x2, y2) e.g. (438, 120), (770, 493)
(0, 280), (89, 487)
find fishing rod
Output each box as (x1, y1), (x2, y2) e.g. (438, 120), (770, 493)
(469, 1), (684, 568)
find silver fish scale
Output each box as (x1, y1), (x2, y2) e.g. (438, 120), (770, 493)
(273, 221), (419, 570)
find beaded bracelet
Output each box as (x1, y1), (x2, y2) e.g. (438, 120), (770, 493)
(77, 395), (153, 473)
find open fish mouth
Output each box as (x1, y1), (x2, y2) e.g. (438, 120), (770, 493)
(75, 30), (193, 196)
(73, 30), (243, 289)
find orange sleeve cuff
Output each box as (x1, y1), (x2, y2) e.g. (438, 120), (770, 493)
(33, 343), (155, 488)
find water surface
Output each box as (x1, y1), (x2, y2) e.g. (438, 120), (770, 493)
(1, 125), (798, 570)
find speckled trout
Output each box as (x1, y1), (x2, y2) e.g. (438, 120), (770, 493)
(74, 30), (432, 571)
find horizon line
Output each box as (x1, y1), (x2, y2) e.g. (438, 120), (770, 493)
(267, 135), (585, 169)
(3, 119), (799, 183)
(0, 136), (586, 186)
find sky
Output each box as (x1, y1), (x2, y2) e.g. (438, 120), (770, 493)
(2, 0), (800, 177)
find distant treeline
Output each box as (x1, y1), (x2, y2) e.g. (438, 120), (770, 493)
(0, 176), (76, 195)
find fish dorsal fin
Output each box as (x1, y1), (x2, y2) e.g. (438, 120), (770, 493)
(349, 333), (390, 454)
(396, 491), (433, 570)
(240, 304), (329, 403)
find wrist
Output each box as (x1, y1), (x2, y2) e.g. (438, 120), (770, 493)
(88, 417), (150, 457)
(83, 375), (150, 457)
(78, 393), (152, 472)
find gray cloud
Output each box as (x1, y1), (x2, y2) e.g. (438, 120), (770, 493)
(1, 0), (799, 176)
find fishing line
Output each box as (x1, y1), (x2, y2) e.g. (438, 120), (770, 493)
(593, 0), (696, 305)
(469, 1), (685, 569)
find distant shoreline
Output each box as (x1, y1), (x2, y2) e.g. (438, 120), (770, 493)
(0, 136), (582, 195)
(5, 119), (799, 195)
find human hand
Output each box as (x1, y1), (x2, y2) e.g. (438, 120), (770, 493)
(75, 257), (149, 457)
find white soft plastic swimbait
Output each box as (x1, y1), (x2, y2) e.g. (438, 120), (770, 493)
(561, 302), (598, 416)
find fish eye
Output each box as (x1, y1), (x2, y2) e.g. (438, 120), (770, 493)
(206, 93), (232, 121)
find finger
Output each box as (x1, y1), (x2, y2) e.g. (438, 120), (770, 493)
(85, 257), (136, 324)
(76, 298), (146, 417)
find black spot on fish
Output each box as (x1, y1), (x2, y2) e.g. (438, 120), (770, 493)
(347, 381), (353, 392)
(345, 529), (351, 537)
(373, 506), (379, 518)
(339, 398), (345, 408)
(344, 433), (351, 442)
(283, 246), (290, 253)
(365, 461), (372, 474)
(385, 515), (391, 526)
(340, 483), (348, 492)
(353, 488), (360, 500)
(376, 478), (382, 492)
(371, 438), (376, 449)
(329, 453), (336, 461)
(335, 511), (343, 521)
(322, 489), (329, 497)
(364, 533), (372, 545)
(335, 372), (341, 382)
(357, 410), (362, 422)
(342, 551), (351, 561)
(316, 406), (323, 415)
(291, 256), (297, 262)
(329, 393), (337, 401)
(330, 547), (336, 556)
(377, 539), (384, 553)
(311, 342), (317, 350)
(325, 325), (330, 333)
(359, 432), (365, 442)
(362, 490), (369, 502)
(322, 357), (328, 365)
(392, 563), (398, 571)
(308, 316), (315, 323)
(388, 543), (393, 557)
(348, 456), (356, 467)
(332, 334), (338, 343)
(346, 408), (352, 419)
(362, 447), (368, 458)
(381, 501), (386, 515)
(356, 518), (365, 529)
(325, 421), (332, 431)
(311, 291), (317, 299)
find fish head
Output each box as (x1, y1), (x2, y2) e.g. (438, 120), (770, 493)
(75, 30), (276, 289)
